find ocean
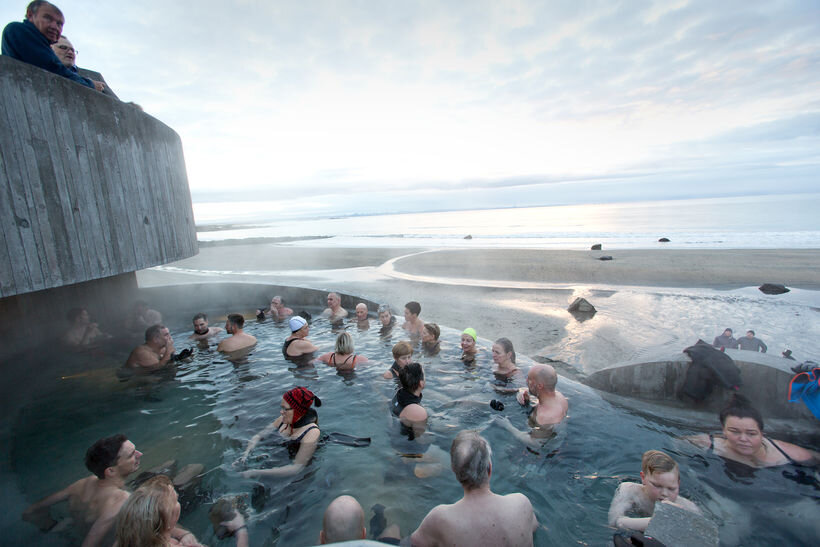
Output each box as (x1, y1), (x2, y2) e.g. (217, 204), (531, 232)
(193, 193), (820, 249)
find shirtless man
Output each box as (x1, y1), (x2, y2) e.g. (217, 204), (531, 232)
(257, 295), (293, 320)
(408, 430), (538, 547)
(500, 364), (568, 447)
(354, 303), (370, 329)
(608, 450), (700, 532)
(322, 292), (348, 321)
(62, 308), (107, 348)
(319, 495), (401, 544)
(125, 325), (175, 370)
(22, 434), (141, 547)
(124, 301), (162, 333)
(188, 312), (223, 341)
(217, 314), (257, 352)
(402, 301), (424, 338)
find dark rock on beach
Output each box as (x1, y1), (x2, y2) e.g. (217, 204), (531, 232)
(591, 243), (602, 250)
(759, 283), (790, 295)
(568, 297), (596, 313)
(464, 234), (472, 239)
(658, 237), (670, 242)
(598, 255), (613, 261)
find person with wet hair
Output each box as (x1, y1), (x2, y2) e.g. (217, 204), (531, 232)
(62, 307), (107, 347)
(125, 324), (175, 370)
(409, 430), (538, 546)
(22, 434), (143, 547)
(378, 304), (396, 335)
(218, 313), (257, 352)
(322, 292), (348, 321)
(402, 301), (424, 338)
(189, 312), (223, 341)
(238, 386), (322, 478)
(608, 450), (701, 532)
(384, 340), (414, 379)
(257, 295), (293, 320)
(736, 330), (767, 353)
(283, 315), (318, 361)
(421, 323), (441, 356)
(317, 331), (369, 371)
(688, 393), (819, 467)
(392, 362), (427, 424)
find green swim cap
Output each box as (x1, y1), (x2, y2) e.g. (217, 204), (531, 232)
(463, 328), (477, 341)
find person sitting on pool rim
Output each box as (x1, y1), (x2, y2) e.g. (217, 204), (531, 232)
(218, 313), (257, 353)
(421, 323), (441, 356)
(384, 340), (414, 379)
(238, 386), (322, 478)
(460, 327), (478, 364)
(283, 315), (318, 361)
(687, 393), (819, 467)
(608, 449), (701, 532)
(317, 331), (369, 371)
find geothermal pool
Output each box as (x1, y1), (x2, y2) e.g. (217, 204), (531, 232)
(5, 308), (819, 545)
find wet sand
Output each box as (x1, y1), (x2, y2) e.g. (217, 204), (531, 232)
(138, 245), (820, 372)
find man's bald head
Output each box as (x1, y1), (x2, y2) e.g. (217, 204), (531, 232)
(529, 364), (558, 393)
(320, 495), (366, 544)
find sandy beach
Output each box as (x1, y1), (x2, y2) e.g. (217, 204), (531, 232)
(138, 244), (820, 372)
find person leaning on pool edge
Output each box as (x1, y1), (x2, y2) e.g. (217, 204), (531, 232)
(2, 1), (104, 90)
(687, 393), (819, 467)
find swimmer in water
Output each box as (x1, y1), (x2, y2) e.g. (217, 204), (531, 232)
(125, 325), (175, 370)
(322, 292), (348, 321)
(354, 303), (370, 330)
(217, 314), (257, 352)
(62, 307), (108, 348)
(392, 362), (428, 441)
(460, 328), (478, 364)
(317, 332), (369, 371)
(283, 316), (318, 360)
(124, 301), (162, 333)
(421, 323), (441, 356)
(318, 495), (400, 544)
(687, 393), (819, 467)
(23, 434), (146, 547)
(188, 312), (223, 341)
(608, 450), (701, 532)
(516, 364), (568, 426)
(257, 295), (293, 320)
(384, 341), (414, 379)
(402, 301), (425, 338)
(238, 387), (322, 478)
(378, 305), (396, 333)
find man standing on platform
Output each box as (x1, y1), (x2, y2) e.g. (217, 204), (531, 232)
(2, 1), (103, 91)
(737, 330), (767, 353)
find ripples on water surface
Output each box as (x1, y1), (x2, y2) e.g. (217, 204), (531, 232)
(9, 313), (819, 545)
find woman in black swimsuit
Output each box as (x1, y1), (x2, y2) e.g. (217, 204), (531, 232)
(688, 394), (819, 467)
(316, 332), (368, 371)
(238, 386), (322, 478)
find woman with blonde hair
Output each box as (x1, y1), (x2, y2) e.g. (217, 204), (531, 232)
(115, 475), (247, 547)
(316, 331), (369, 371)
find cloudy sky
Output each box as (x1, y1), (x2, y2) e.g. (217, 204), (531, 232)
(4, 0), (819, 218)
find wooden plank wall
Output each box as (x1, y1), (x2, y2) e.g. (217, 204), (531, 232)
(0, 56), (198, 298)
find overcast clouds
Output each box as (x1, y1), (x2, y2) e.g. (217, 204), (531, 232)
(3, 0), (819, 217)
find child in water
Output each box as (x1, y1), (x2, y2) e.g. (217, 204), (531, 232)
(608, 450), (700, 532)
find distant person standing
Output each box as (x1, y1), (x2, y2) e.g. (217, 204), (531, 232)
(408, 430), (538, 547)
(2, 1), (103, 90)
(51, 35), (117, 98)
(322, 292), (348, 321)
(736, 330), (767, 353)
(712, 328), (737, 350)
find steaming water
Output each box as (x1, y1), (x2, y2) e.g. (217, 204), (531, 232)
(194, 193), (820, 249)
(6, 313), (818, 545)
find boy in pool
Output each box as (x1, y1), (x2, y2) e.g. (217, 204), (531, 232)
(608, 450), (700, 532)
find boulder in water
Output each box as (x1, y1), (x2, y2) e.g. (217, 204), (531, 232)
(759, 283), (789, 295)
(658, 237), (670, 242)
(464, 234), (472, 239)
(568, 297), (596, 313)
(598, 255), (613, 261)
(591, 243), (602, 250)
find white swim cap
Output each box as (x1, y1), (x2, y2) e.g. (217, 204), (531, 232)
(289, 316), (307, 332)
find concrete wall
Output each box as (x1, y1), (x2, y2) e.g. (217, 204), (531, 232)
(0, 56), (197, 298)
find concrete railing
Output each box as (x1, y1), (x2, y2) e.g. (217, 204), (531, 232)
(0, 55), (197, 298)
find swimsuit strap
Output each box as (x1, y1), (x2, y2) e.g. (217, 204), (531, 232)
(329, 352), (337, 365)
(766, 436), (797, 464)
(293, 425), (319, 443)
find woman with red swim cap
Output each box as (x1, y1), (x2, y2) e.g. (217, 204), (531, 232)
(237, 386), (322, 478)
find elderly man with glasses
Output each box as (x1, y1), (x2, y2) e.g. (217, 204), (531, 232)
(52, 34), (118, 98)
